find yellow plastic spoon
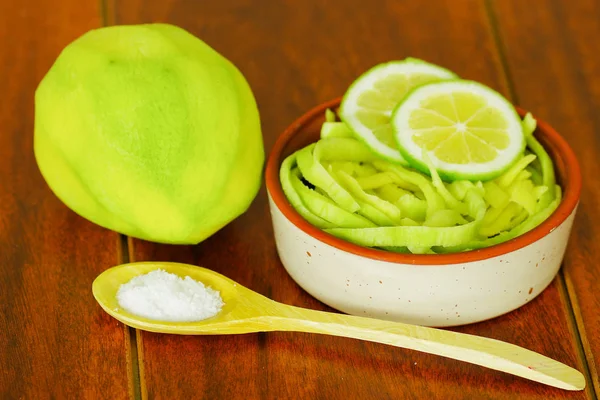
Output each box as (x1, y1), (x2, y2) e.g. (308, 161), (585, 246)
(92, 261), (585, 391)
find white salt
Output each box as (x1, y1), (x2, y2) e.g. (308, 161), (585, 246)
(116, 269), (224, 322)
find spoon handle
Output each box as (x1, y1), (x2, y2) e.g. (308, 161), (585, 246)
(267, 302), (585, 391)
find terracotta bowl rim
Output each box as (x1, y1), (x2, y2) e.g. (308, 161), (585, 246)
(265, 97), (581, 265)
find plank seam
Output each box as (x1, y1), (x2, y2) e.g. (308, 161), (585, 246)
(102, 0), (141, 397)
(483, 0), (519, 104)
(563, 269), (600, 397)
(120, 234), (143, 400)
(128, 236), (148, 400)
(544, 0), (600, 392)
(558, 271), (598, 398)
(100, 0), (116, 26)
(484, 0), (596, 395)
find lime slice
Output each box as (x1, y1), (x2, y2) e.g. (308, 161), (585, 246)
(391, 80), (525, 181)
(339, 58), (457, 164)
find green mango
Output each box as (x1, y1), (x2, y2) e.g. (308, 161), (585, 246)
(34, 24), (264, 244)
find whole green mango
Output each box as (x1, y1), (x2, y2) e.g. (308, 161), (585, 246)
(34, 24), (264, 244)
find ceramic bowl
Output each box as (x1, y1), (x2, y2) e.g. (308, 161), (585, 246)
(265, 98), (581, 327)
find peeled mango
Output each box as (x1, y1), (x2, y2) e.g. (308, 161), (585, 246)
(34, 24), (264, 244)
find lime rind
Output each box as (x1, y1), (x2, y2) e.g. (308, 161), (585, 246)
(391, 79), (526, 182)
(339, 59), (458, 165)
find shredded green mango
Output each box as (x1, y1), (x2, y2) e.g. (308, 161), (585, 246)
(380, 246), (411, 253)
(278, 110), (563, 254)
(408, 246), (435, 254)
(396, 193), (427, 222)
(447, 181), (475, 201)
(358, 203), (397, 226)
(325, 108), (337, 123)
(334, 170), (403, 225)
(321, 121), (354, 138)
(324, 161), (358, 177)
(373, 161), (446, 220)
(290, 169), (375, 228)
(509, 179), (536, 215)
(424, 209), (468, 227)
(528, 135), (557, 211)
(355, 172), (396, 190)
(316, 137), (379, 162)
(279, 154), (334, 229)
(497, 154), (537, 188)
(526, 165), (543, 186)
(325, 217), (482, 248)
(296, 144), (360, 212)
(374, 183), (410, 203)
(482, 181), (510, 210)
(354, 163), (379, 178)
(424, 151), (464, 213)
(479, 202), (523, 237)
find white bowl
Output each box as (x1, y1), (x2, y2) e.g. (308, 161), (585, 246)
(265, 98), (581, 327)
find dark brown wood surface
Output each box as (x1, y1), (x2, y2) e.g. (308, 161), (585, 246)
(490, 0), (600, 394)
(1, 0), (598, 399)
(0, 0), (132, 399)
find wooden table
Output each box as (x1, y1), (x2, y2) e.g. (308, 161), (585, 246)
(1, 0), (598, 398)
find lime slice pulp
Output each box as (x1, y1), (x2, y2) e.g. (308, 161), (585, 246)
(391, 80), (525, 181)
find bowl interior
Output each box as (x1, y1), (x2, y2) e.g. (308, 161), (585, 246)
(266, 98), (581, 265)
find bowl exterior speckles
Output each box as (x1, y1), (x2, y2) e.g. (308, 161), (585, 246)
(265, 97), (581, 328)
(269, 192), (577, 327)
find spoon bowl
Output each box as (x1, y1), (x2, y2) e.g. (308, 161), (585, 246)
(93, 262), (585, 391)
(92, 261), (282, 335)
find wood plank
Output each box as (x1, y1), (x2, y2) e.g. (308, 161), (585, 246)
(489, 0), (600, 394)
(0, 1), (132, 398)
(114, 0), (592, 398)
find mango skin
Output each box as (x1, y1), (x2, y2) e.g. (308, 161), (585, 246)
(34, 24), (264, 244)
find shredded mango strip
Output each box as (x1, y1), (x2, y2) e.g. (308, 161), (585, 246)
(396, 193), (427, 222)
(510, 179), (536, 215)
(526, 166), (543, 186)
(381, 246), (411, 253)
(290, 169), (375, 228)
(321, 121), (354, 138)
(373, 161), (446, 220)
(355, 172), (396, 190)
(324, 161), (359, 177)
(482, 181), (510, 210)
(357, 203), (397, 226)
(522, 112), (557, 209)
(325, 216), (482, 248)
(447, 180), (475, 201)
(325, 108), (337, 122)
(441, 186), (562, 253)
(279, 154), (334, 229)
(296, 144), (360, 213)
(479, 202), (523, 237)
(333, 170), (403, 225)
(528, 137), (556, 211)
(278, 111), (562, 254)
(408, 246), (435, 254)
(375, 183), (410, 203)
(497, 154), (537, 188)
(316, 137), (380, 162)
(371, 162), (424, 193)
(423, 151), (463, 212)
(424, 209), (468, 227)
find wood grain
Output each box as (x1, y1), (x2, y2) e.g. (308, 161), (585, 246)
(0, 1), (131, 398)
(111, 0), (593, 398)
(489, 0), (600, 394)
